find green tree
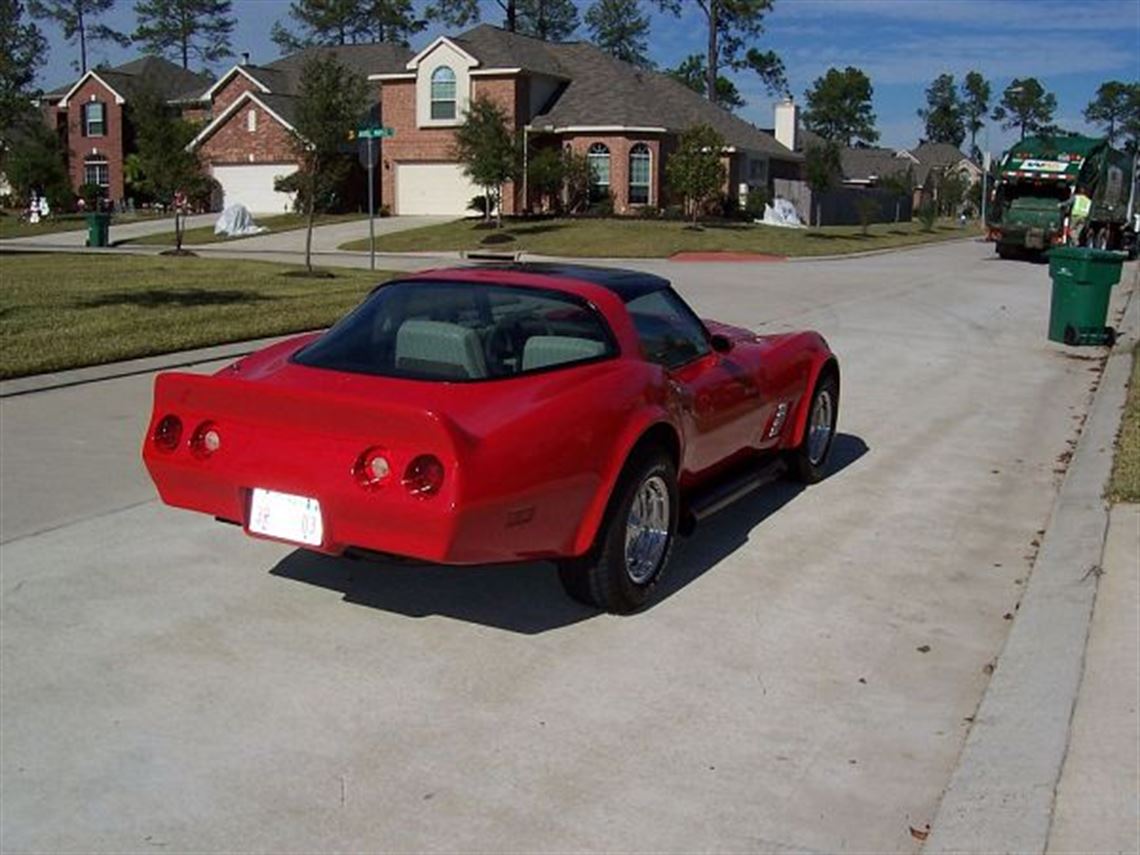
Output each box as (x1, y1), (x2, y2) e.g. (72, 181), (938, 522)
(1121, 85), (1140, 155)
(28, 0), (128, 73)
(743, 46), (787, 98)
(665, 122), (726, 226)
(282, 53), (369, 272)
(427, 0), (516, 31)
(1084, 80), (1137, 148)
(992, 77), (1057, 141)
(655, 0), (782, 105)
(802, 66), (879, 147)
(585, 0), (651, 67)
(356, 0), (426, 44)
(961, 70), (990, 161)
(129, 86), (210, 250)
(917, 73), (965, 147)
(4, 120), (71, 210)
(1, 0), (47, 163)
(562, 149), (592, 213)
(516, 0), (578, 40)
(271, 0), (368, 49)
(133, 0), (235, 69)
(668, 54), (744, 110)
(453, 95), (519, 227)
(526, 146), (565, 211)
(802, 140), (841, 226)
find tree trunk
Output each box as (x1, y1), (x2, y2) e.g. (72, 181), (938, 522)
(175, 211), (183, 252)
(305, 165), (316, 273)
(495, 185), (503, 228)
(706, 1), (718, 103)
(505, 0), (516, 32)
(78, 6), (87, 73)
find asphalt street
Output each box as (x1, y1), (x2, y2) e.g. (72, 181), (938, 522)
(0, 241), (1134, 852)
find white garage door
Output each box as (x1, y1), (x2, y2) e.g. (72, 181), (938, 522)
(396, 162), (479, 216)
(212, 164), (297, 214)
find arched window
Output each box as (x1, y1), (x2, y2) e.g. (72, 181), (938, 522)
(430, 67), (457, 120)
(587, 143), (610, 200)
(629, 143), (651, 205)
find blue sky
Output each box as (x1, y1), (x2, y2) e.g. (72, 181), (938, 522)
(33, 0), (1140, 156)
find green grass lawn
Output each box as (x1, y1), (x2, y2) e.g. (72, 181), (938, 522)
(0, 253), (394, 378)
(0, 210), (166, 240)
(339, 216), (971, 258)
(1108, 343), (1140, 502)
(126, 212), (367, 246)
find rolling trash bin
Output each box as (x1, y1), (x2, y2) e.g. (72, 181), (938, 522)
(1046, 246), (1125, 346)
(85, 212), (111, 248)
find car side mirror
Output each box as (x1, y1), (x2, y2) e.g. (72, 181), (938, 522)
(710, 333), (733, 353)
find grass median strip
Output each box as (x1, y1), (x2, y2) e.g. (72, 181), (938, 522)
(0, 253), (394, 378)
(0, 210), (167, 240)
(340, 216), (971, 258)
(126, 212), (367, 246)
(1108, 343), (1140, 502)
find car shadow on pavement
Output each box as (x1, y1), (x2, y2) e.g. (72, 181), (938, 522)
(270, 432), (868, 634)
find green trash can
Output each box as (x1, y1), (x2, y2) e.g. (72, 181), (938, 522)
(1046, 246), (1125, 345)
(85, 212), (111, 248)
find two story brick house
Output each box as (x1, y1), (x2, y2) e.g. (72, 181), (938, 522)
(187, 44), (412, 213)
(40, 56), (210, 204)
(374, 24), (802, 217)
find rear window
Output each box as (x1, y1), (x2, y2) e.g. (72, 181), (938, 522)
(293, 280), (617, 381)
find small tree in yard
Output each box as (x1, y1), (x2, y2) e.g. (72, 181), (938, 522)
(562, 149), (593, 214)
(665, 123), (726, 227)
(284, 53), (369, 273)
(526, 146), (564, 213)
(854, 194), (877, 236)
(803, 140), (841, 227)
(131, 86), (210, 252)
(453, 95), (519, 228)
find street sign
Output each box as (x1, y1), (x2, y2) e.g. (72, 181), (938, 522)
(356, 126), (394, 139)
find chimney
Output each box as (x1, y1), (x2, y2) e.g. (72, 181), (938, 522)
(774, 97), (798, 152)
(241, 52), (250, 66)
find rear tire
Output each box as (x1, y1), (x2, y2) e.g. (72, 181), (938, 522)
(557, 449), (678, 614)
(789, 372), (839, 484)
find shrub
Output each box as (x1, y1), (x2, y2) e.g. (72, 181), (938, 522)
(468, 195), (491, 217)
(586, 191), (613, 216)
(639, 204), (661, 219)
(744, 188), (767, 221)
(918, 201), (937, 232)
(855, 194), (878, 235)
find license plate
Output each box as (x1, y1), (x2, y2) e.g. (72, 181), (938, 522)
(248, 488), (324, 546)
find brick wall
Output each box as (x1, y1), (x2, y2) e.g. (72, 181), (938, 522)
(380, 75), (523, 214)
(66, 77), (126, 202)
(564, 134), (663, 214)
(211, 73), (260, 114)
(198, 98), (296, 166)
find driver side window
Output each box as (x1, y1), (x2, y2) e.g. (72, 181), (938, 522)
(627, 289), (711, 369)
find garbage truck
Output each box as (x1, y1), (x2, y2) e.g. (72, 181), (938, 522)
(987, 133), (1137, 259)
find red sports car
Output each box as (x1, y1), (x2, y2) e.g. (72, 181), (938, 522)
(143, 264), (839, 613)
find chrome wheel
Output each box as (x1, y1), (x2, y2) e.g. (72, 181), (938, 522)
(625, 475), (670, 584)
(806, 389), (834, 466)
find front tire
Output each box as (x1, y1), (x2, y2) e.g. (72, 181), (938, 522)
(789, 373), (839, 484)
(557, 449), (679, 614)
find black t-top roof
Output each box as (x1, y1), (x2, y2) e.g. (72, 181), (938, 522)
(472, 262), (672, 302)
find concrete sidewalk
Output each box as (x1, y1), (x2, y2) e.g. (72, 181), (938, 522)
(0, 212), (217, 247)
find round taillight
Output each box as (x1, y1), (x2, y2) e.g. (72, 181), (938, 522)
(190, 421), (221, 458)
(402, 455), (444, 497)
(354, 446), (392, 489)
(153, 414), (182, 452)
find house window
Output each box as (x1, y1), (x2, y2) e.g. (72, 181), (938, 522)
(749, 158), (767, 184)
(84, 159), (109, 188)
(247, 108), (257, 132)
(430, 67), (457, 120)
(84, 102), (106, 136)
(588, 143), (610, 200)
(629, 143), (651, 205)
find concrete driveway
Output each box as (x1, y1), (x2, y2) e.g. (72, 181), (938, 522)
(0, 242), (1131, 852)
(0, 212), (218, 247)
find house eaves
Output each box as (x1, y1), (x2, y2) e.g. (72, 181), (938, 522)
(405, 35), (480, 70)
(58, 71), (127, 107)
(203, 65), (274, 100)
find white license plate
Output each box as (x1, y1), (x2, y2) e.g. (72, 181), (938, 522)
(249, 488), (324, 546)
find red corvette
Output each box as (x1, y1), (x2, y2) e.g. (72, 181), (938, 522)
(143, 264), (839, 613)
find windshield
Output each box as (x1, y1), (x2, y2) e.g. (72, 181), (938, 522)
(293, 280), (617, 381)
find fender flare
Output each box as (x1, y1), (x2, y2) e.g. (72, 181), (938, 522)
(570, 408), (679, 556)
(788, 353), (840, 449)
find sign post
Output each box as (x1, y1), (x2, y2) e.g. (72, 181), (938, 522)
(356, 126), (394, 272)
(981, 150), (991, 234)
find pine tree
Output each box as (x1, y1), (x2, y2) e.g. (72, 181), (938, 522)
(1084, 80), (1137, 147)
(961, 71), (990, 161)
(802, 66), (879, 147)
(133, 0), (235, 69)
(357, 0), (426, 45)
(992, 77), (1057, 141)
(1, 0), (47, 149)
(585, 0), (649, 65)
(516, 0), (578, 40)
(655, 0), (779, 105)
(271, 0), (361, 50)
(28, 0), (127, 73)
(427, 0), (517, 31)
(668, 54), (743, 109)
(917, 73), (965, 147)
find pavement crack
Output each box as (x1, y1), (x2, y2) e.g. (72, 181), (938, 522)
(0, 498), (158, 545)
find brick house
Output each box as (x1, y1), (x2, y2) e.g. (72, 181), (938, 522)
(39, 56), (210, 205)
(187, 44), (411, 213)
(374, 24), (802, 216)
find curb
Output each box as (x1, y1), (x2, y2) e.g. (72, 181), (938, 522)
(924, 265), (1139, 853)
(0, 334), (299, 398)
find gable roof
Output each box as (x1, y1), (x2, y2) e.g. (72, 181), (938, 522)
(187, 89), (297, 151)
(53, 56), (211, 106)
(440, 25), (796, 160)
(840, 147), (913, 183)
